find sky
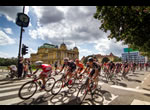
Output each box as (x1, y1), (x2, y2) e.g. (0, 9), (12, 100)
(0, 6), (128, 60)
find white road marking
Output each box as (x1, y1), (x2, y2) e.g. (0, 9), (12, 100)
(103, 94), (118, 105)
(111, 85), (150, 94)
(0, 91), (46, 105)
(136, 86), (139, 89)
(0, 85), (22, 91)
(0, 80), (31, 87)
(144, 77), (147, 80)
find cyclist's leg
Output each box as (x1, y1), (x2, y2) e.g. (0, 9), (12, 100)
(88, 69), (95, 90)
(39, 73), (47, 89)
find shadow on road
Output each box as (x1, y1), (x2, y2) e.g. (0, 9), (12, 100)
(16, 85), (109, 105)
(144, 94), (150, 97)
(143, 88), (150, 91)
(125, 77), (142, 83)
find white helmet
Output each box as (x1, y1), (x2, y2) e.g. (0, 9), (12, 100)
(35, 61), (43, 66)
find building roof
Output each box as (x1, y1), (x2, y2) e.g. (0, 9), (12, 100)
(39, 43), (58, 49)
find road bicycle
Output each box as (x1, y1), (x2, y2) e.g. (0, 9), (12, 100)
(51, 69), (76, 95)
(6, 70), (18, 79)
(76, 74), (103, 104)
(18, 74), (55, 100)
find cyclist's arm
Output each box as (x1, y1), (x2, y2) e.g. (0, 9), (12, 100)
(32, 68), (39, 74)
(58, 64), (65, 73)
(82, 67), (88, 74)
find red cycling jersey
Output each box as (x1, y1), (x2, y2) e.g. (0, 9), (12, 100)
(40, 64), (52, 77)
(76, 63), (84, 69)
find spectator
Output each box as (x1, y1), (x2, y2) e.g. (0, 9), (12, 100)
(23, 58), (28, 78)
(54, 61), (58, 75)
(28, 59), (32, 74)
(18, 57), (23, 79)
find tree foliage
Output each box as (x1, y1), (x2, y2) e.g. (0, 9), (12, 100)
(113, 57), (122, 62)
(0, 57), (18, 66)
(94, 6), (150, 55)
(101, 57), (110, 63)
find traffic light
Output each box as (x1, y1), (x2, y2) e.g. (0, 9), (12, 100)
(22, 44), (28, 55)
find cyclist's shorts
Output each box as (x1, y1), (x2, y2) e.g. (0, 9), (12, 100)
(90, 69), (95, 77)
(68, 67), (76, 73)
(110, 66), (114, 70)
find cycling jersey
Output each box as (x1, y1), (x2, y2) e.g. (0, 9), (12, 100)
(76, 63), (84, 72)
(62, 61), (76, 72)
(116, 63), (120, 68)
(124, 63), (128, 68)
(39, 64), (52, 77)
(76, 63), (84, 69)
(86, 62), (101, 76)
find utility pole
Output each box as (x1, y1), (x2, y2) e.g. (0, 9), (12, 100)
(17, 6), (25, 76)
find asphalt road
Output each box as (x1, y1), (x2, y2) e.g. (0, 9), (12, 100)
(0, 69), (150, 105)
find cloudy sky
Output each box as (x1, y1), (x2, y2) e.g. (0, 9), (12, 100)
(0, 6), (128, 59)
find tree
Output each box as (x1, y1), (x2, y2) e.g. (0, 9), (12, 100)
(101, 57), (110, 63)
(94, 6), (150, 55)
(0, 57), (18, 66)
(113, 57), (122, 62)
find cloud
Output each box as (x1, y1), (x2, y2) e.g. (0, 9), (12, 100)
(23, 48), (37, 58)
(78, 47), (93, 60)
(0, 6), (30, 22)
(0, 30), (15, 45)
(29, 6), (105, 45)
(28, 6), (128, 58)
(94, 38), (128, 57)
(32, 6), (64, 25)
(3, 28), (13, 34)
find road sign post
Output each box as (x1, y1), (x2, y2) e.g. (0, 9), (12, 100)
(16, 6), (30, 78)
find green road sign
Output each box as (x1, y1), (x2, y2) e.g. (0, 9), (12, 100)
(124, 48), (138, 52)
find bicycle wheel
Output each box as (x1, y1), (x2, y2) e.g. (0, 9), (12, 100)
(45, 77), (56, 92)
(18, 81), (37, 100)
(92, 90), (104, 103)
(76, 84), (87, 104)
(51, 80), (63, 95)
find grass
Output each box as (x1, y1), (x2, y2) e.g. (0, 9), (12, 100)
(0, 66), (9, 70)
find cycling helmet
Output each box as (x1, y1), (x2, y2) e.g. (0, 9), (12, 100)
(64, 57), (69, 62)
(35, 61), (43, 66)
(75, 59), (79, 62)
(88, 57), (94, 62)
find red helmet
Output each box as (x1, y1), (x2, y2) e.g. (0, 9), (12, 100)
(75, 59), (79, 62)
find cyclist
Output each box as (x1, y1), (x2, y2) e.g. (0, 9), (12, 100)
(54, 61), (58, 75)
(82, 57), (101, 90)
(30, 61), (52, 91)
(115, 62), (121, 75)
(58, 57), (76, 87)
(108, 61), (115, 74)
(8, 65), (17, 78)
(74, 59), (84, 80)
(133, 62), (136, 73)
(122, 61), (129, 78)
